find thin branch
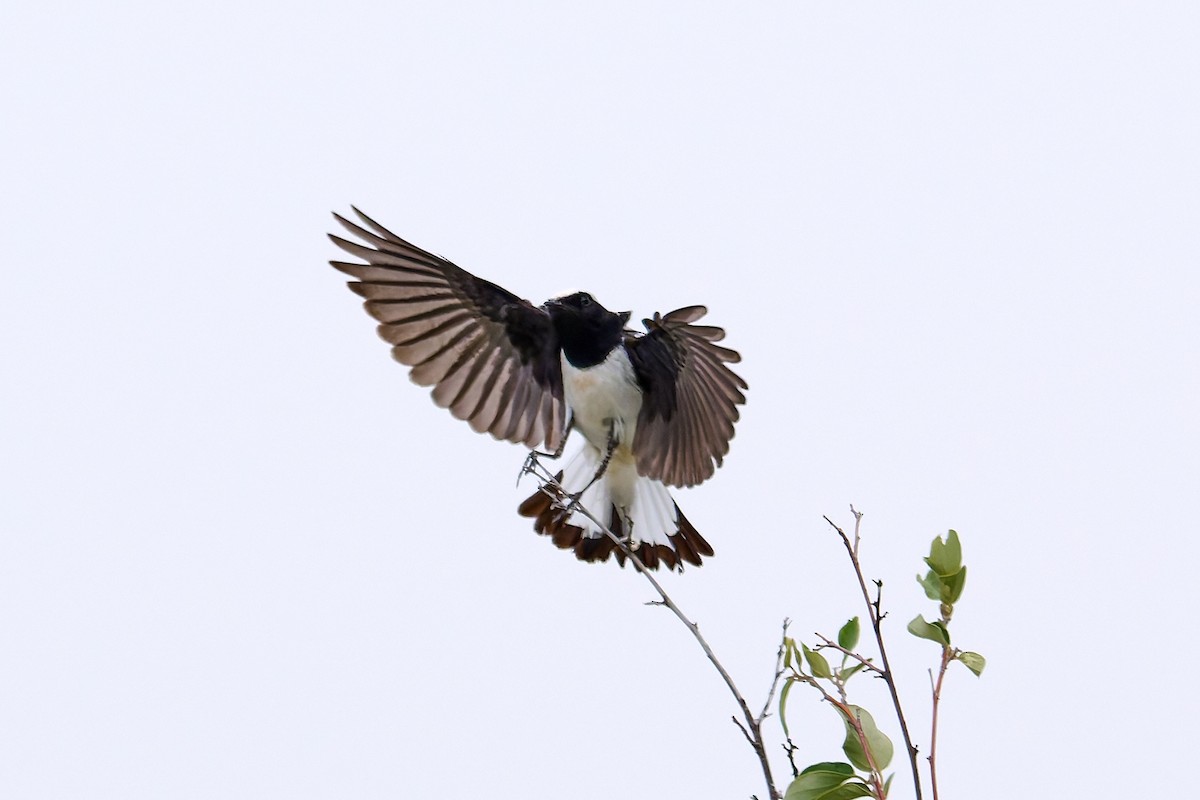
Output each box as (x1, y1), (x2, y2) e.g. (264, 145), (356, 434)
(812, 633), (884, 677)
(774, 623), (802, 780)
(928, 645), (956, 800)
(732, 715), (755, 745)
(823, 511), (924, 800)
(794, 674), (887, 799)
(758, 619), (792, 725)
(526, 457), (780, 800)
(850, 503), (863, 558)
(782, 738), (801, 780)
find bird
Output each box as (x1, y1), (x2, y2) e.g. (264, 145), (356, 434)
(328, 207), (747, 571)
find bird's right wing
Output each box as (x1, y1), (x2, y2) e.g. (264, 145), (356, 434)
(625, 306), (747, 487)
(329, 208), (567, 451)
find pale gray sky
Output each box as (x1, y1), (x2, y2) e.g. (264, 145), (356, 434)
(3, 2), (1197, 798)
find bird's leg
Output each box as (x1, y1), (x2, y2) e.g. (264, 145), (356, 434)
(520, 417), (574, 484)
(618, 506), (635, 545)
(584, 418), (619, 491)
(559, 420), (618, 517)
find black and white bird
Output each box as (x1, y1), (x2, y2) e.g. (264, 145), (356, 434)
(329, 208), (747, 571)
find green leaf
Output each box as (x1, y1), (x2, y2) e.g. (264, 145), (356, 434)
(944, 528), (961, 567)
(957, 651), (987, 676)
(838, 617), (861, 651)
(816, 784), (872, 800)
(907, 615), (950, 646)
(925, 529), (962, 577)
(839, 705), (894, 771)
(780, 677), (796, 738)
(784, 763), (871, 800)
(800, 762), (855, 778)
(803, 644), (833, 679)
(884, 773), (895, 797)
(840, 662), (867, 682)
(940, 566), (967, 605)
(917, 570), (942, 601)
(784, 637), (796, 671)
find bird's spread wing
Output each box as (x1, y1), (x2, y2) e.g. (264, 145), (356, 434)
(329, 208), (567, 451)
(626, 306), (747, 487)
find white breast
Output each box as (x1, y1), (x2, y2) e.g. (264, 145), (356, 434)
(561, 347), (643, 455)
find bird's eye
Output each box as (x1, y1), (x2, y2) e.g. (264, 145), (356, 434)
(580, 294), (591, 307)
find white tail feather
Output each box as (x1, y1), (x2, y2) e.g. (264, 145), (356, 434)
(630, 474), (677, 547)
(560, 447), (678, 548)
(561, 447), (611, 535)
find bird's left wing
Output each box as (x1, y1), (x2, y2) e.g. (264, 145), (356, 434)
(625, 306), (747, 488)
(329, 208), (567, 451)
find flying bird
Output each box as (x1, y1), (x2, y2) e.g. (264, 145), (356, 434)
(328, 208), (747, 571)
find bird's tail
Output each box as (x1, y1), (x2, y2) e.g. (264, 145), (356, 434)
(518, 447), (714, 571)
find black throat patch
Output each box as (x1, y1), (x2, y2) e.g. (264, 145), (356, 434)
(554, 313), (625, 369)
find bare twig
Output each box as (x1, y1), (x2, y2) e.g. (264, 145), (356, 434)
(928, 645), (957, 800)
(823, 511), (924, 800)
(850, 503), (863, 558)
(733, 715), (755, 745)
(782, 738), (801, 780)
(525, 456), (780, 800)
(812, 633), (884, 677)
(775, 622), (802, 780)
(758, 619), (791, 724)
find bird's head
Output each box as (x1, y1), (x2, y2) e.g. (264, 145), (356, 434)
(545, 292), (632, 367)
(545, 292), (631, 328)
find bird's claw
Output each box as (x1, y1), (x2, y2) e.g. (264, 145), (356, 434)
(518, 450), (541, 484)
(549, 489), (584, 522)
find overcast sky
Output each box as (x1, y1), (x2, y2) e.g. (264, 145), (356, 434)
(3, 2), (1198, 798)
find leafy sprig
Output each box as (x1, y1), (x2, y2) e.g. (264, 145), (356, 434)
(778, 520), (985, 800)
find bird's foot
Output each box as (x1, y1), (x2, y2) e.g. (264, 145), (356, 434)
(519, 450), (543, 484)
(519, 419), (573, 484)
(550, 489), (585, 522)
(619, 515), (635, 545)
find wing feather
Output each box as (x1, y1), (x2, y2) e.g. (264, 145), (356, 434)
(329, 209), (565, 451)
(626, 307), (747, 487)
